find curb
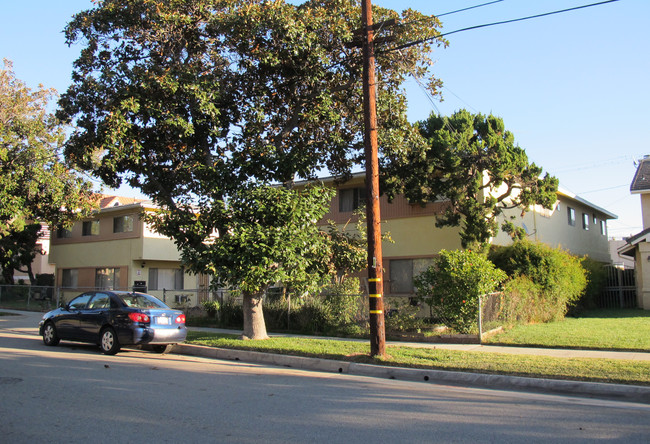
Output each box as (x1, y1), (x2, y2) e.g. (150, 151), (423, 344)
(172, 343), (650, 405)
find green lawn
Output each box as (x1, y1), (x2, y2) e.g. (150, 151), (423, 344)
(484, 309), (650, 351)
(185, 329), (650, 386)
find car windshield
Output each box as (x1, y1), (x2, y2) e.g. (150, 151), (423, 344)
(118, 293), (168, 309)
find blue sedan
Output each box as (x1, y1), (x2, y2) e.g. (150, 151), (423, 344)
(39, 291), (187, 355)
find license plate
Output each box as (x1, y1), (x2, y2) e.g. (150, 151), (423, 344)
(156, 316), (171, 325)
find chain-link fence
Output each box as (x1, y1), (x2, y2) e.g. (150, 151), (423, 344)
(0, 283), (506, 343)
(0, 285), (57, 312)
(0, 285), (223, 313)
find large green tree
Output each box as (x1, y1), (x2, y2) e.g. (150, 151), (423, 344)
(0, 60), (95, 284)
(383, 109), (558, 250)
(57, 0), (446, 338)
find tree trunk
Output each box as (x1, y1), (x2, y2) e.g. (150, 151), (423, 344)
(241, 291), (269, 340)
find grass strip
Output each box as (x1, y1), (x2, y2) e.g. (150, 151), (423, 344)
(484, 309), (650, 351)
(185, 331), (650, 386)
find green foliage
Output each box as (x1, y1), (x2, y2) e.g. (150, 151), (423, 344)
(489, 241), (588, 320)
(183, 184), (334, 297)
(320, 278), (363, 326)
(382, 109), (558, 249)
(0, 60), (95, 283)
(201, 299), (221, 319)
(385, 299), (426, 333)
(415, 249), (507, 333)
(574, 257), (608, 313)
(499, 275), (560, 323)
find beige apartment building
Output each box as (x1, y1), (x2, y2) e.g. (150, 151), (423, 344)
(311, 173), (616, 298)
(49, 196), (209, 306)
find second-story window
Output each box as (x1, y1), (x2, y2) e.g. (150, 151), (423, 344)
(582, 213), (589, 230)
(82, 220), (100, 236)
(567, 207), (576, 226)
(56, 226), (72, 238)
(339, 187), (366, 213)
(113, 215), (134, 233)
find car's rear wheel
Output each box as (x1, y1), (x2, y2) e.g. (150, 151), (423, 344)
(42, 322), (60, 346)
(100, 327), (120, 355)
(151, 344), (173, 354)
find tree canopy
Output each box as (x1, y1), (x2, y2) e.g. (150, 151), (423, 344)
(0, 59), (95, 283)
(382, 109), (558, 250)
(57, 0), (447, 337)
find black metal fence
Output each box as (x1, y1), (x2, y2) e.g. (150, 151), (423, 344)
(600, 266), (636, 309)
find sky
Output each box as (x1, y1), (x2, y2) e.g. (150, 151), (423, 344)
(1, 0), (648, 240)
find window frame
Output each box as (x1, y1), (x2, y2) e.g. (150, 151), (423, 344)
(113, 215), (134, 233)
(82, 219), (100, 236)
(567, 207), (576, 226)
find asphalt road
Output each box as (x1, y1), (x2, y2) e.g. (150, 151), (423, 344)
(1, 326), (650, 443)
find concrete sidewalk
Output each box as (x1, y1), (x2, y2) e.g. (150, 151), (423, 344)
(3, 309), (650, 404)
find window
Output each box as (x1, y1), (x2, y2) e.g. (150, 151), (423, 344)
(582, 213), (589, 230)
(68, 294), (92, 310)
(600, 220), (607, 236)
(61, 269), (78, 288)
(57, 226), (72, 238)
(95, 268), (120, 290)
(339, 187), (366, 213)
(113, 215), (134, 233)
(567, 207), (576, 226)
(82, 220), (100, 236)
(88, 293), (112, 310)
(389, 258), (434, 294)
(148, 268), (184, 291)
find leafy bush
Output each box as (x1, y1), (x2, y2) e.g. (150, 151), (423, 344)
(219, 296), (244, 328)
(201, 300), (221, 319)
(290, 296), (329, 334)
(320, 278), (363, 326)
(415, 249), (507, 333)
(574, 257), (608, 313)
(499, 275), (563, 323)
(385, 298), (426, 333)
(489, 240), (587, 318)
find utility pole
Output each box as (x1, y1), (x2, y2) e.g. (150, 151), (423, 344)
(361, 0), (385, 358)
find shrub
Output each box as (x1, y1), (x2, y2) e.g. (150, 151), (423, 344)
(499, 275), (564, 323)
(574, 257), (608, 313)
(201, 300), (221, 319)
(489, 240), (587, 318)
(415, 249), (507, 333)
(290, 296), (329, 334)
(320, 278), (364, 326)
(385, 298), (426, 333)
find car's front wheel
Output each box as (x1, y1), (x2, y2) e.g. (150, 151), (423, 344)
(42, 322), (60, 346)
(100, 327), (120, 355)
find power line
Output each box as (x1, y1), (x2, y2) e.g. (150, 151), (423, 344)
(437, 0), (505, 18)
(382, 0), (620, 54)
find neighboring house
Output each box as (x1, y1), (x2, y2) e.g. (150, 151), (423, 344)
(12, 225), (55, 283)
(618, 156), (650, 309)
(49, 196), (210, 306)
(308, 172), (616, 299)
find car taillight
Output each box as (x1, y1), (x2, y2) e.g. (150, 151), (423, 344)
(175, 314), (186, 324)
(128, 312), (150, 323)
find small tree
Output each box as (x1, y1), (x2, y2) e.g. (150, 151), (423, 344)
(163, 184), (335, 340)
(415, 249), (506, 333)
(383, 109), (558, 250)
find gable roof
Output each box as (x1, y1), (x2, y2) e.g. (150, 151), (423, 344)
(618, 226), (650, 257)
(97, 195), (148, 209)
(630, 157), (650, 194)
